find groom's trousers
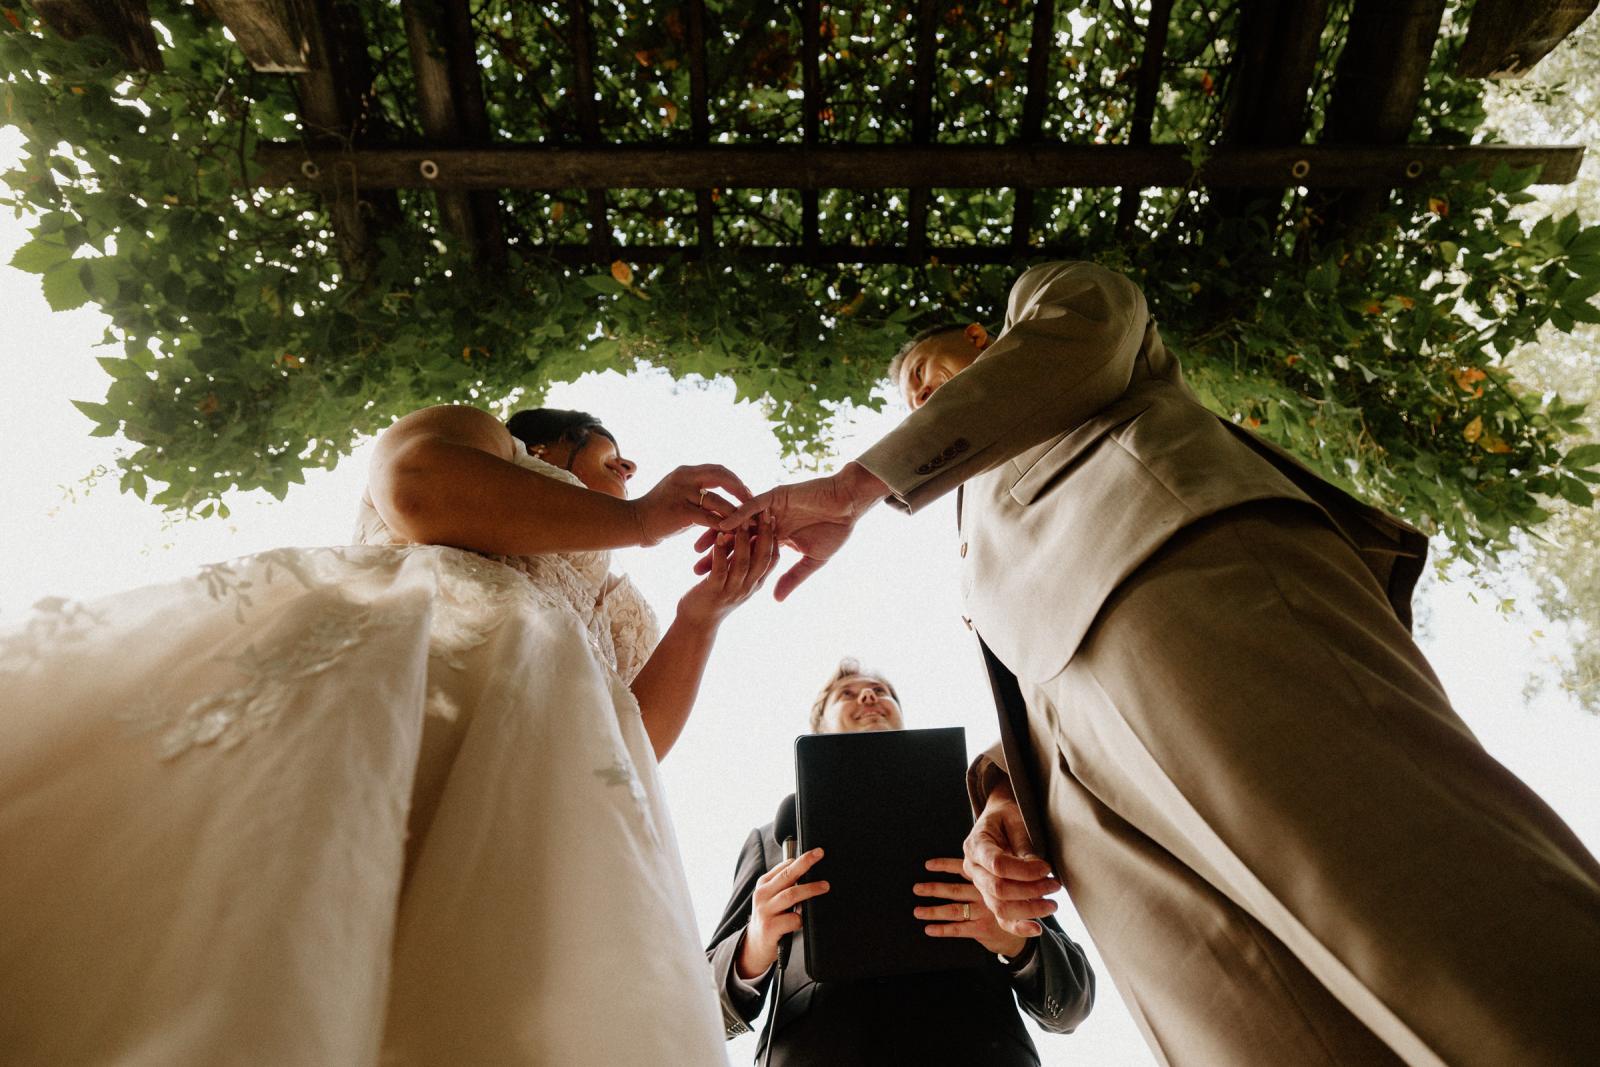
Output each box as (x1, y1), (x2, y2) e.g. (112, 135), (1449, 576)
(1012, 500), (1600, 1067)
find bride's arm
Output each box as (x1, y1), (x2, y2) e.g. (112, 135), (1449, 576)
(632, 514), (778, 760)
(369, 405), (746, 556)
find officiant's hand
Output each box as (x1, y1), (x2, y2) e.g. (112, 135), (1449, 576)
(963, 781), (1061, 938)
(698, 462), (889, 600)
(737, 847), (830, 980)
(915, 858), (1030, 957)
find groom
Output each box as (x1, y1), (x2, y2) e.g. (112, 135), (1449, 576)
(716, 261), (1600, 1066)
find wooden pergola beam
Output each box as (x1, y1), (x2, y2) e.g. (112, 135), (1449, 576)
(401, 0), (504, 265)
(1457, 0), (1599, 78)
(207, 0), (314, 73)
(565, 0), (609, 261)
(34, 0), (162, 71)
(907, 0), (939, 260)
(687, 0), (713, 255)
(801, 0), (822, 260)
(254, 142), (1588, 190)
(441, 0), (506, 264)
(287, 0), (395, 279)
(402, 0), (479, 255)
(1012, 0), (1058, 255)
(546, 243), (1086, 266)
(1114, 0), (1174, 235)
(1317, 0), (1448, 230)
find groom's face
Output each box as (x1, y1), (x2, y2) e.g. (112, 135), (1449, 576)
(897, 334), (981, 410)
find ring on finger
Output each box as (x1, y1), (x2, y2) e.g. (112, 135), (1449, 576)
(961, 903), (971, 921)
(698, 488), (707, 507)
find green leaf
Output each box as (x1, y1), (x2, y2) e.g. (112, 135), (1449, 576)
(1563, 443), (1600, 470)
(9, 234), (68, 274)
(581, 275), (625, 296)
(1558, 476), (1595, 508)
(1568, 228), (1600, 257)
(41, 261), (90, 311)
(1567, 300), (1600, 326)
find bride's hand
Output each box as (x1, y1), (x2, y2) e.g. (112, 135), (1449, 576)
(630, 464), (753, 546)
(676, 512), (779, 626)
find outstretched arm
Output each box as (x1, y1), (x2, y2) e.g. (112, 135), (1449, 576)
(715, 261), (1147, 598)
(369, 405), (750, 556)
(857, 260), (1148, 513)
(632, 515), (778, 759)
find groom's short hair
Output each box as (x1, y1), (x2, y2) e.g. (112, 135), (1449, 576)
(809, 657), (901, 732)
(887, 323), (968, 385)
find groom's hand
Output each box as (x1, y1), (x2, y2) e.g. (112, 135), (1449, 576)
(963, 781), (1061, 938)
(701, 462), (888, 600)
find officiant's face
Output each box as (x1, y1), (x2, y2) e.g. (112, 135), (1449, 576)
(897, 335), (981, 410)
(820, 675), (903, 733)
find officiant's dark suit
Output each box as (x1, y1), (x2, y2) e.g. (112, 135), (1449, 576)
(706, 809), (1091, 1066)
(705, 662), (1092, 1065)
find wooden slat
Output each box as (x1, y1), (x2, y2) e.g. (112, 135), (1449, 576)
(907, 0), (939, 261)
(1458, 0), (1599, 78)
(402, 0), (478, 254)
(687, 0), (714, 254)
(208, 0), (314, 73)
(1323, 0), (1448, 142)
(35, 0), (162, 70)
(566, 0), (609, 262)
(289, 0), (389, 278)
(801, 0), (821, 261)
(1317, 0), (1448, 230)
(1114, 0), (1174, 235)
(255, 142), (1588, 191)
(449, 1), (508, 265)
(1011, 0), (1057, 255)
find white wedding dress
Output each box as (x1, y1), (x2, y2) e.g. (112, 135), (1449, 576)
(0, 445), (728, 1066)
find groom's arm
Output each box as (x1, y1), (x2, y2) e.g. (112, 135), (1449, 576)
(857, 260), (1149, 513)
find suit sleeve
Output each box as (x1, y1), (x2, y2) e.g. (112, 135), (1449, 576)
(966, 741), (1011, 815)
(857, 260), (1149, 513)
(1006, 916), (1097, 1034)
(705, 827), (774, 1037)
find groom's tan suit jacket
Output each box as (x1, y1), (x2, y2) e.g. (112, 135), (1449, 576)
(855, 261), (1427, 846)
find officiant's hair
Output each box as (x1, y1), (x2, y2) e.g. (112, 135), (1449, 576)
(808, 657), (901, 732)
(505, 408), (618, 470)
(887, 323), (968, 384)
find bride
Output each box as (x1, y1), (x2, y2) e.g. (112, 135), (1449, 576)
(0, 403), (775, 1066)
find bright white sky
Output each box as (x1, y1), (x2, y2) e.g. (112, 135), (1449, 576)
(2, 125), (1597, 1065)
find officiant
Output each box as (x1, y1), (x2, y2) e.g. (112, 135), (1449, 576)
(704, 658), (1093, 1066)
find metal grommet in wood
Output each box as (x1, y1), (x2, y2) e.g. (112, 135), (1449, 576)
(1404, 159), (1424, 179)
(419, 159), (440, 181)
(300, 160), (320, 180)
(1290, 159), (1311, 180)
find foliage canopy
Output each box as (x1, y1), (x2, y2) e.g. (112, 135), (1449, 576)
(2, 0), (1598, 555)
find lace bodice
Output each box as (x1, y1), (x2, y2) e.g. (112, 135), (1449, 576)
(352, 441), (660, 684)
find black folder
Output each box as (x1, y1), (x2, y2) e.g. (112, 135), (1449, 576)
(794, 726), (989, 982)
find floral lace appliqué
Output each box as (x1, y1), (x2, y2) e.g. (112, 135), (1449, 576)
(130, 595), (405, 760)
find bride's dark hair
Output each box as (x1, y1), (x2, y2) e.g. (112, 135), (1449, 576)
(504, 408), (618, 471)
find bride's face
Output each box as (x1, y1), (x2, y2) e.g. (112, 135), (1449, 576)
(567, 435), (637, 499)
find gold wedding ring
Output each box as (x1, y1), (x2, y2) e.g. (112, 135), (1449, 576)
(961, 903), (972, 921)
